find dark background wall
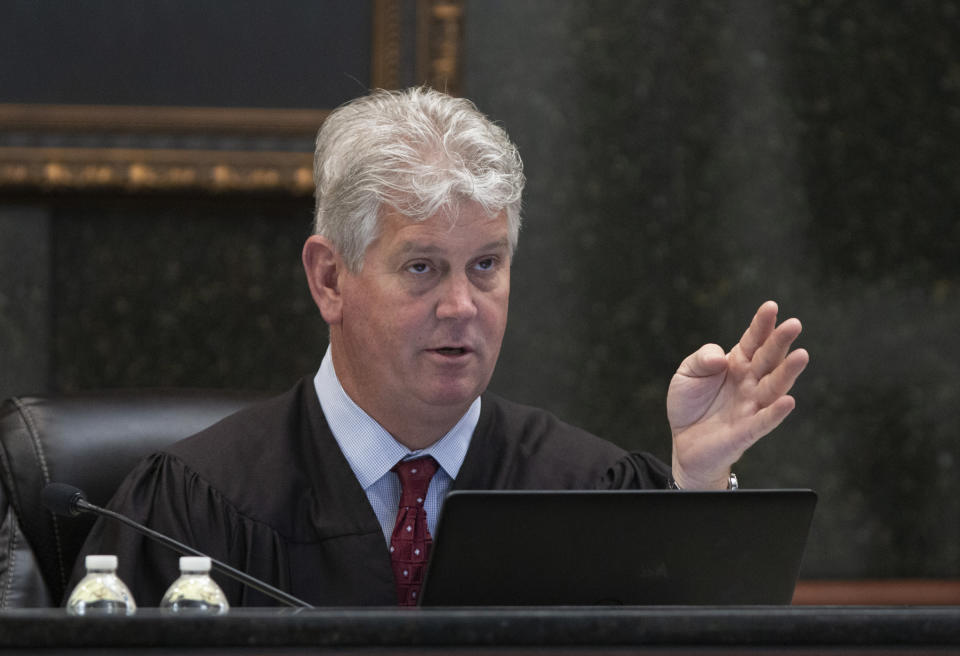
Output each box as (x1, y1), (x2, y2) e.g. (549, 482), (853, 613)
(465, 0), (960, 579)
(2, 0), (959, 579)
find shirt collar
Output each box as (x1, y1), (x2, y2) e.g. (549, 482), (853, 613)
(313, 346), (478, 490)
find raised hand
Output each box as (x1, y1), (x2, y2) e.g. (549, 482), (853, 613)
(667, 301), (809, 490)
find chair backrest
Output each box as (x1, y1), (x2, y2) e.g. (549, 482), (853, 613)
(0, 389), (267, 608)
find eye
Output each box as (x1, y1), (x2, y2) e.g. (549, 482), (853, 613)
(406, 261), (432, 275)
(474, 257), (497, 272)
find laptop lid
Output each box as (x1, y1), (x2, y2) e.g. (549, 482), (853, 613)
(419, 489), (817, 606)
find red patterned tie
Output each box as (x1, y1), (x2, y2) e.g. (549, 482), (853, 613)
(390, 456), (439, 606)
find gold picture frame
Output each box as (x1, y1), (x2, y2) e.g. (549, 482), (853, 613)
(0, 0), (463, 196)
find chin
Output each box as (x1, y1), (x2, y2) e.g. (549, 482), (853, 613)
(419, 381), (485, 409)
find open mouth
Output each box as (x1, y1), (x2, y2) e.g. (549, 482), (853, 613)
(433, 347), (467, 356)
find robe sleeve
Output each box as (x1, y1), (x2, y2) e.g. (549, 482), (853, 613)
(599, 451), (673, 490)
(66, 452), (291, 607)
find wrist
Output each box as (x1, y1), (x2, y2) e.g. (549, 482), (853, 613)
(668, 471), (739, 490)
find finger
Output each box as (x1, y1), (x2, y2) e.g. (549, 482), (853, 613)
(755, 348), (809, 407)
(738, 301), (779, 361)
(676, 343), (727, 378)
(751, 317), (803, 377)
(741, 395), (797, 449)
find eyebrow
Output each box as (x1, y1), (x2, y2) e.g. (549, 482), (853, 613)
(396, 238), (511, 256)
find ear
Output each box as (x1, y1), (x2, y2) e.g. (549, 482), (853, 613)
(302, 235), (346, 325)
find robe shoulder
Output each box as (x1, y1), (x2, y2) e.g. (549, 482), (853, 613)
(462, 393), (672, 490)
(161, 377), (373, 540)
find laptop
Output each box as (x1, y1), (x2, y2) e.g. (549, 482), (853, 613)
(419, 489), (816, 606)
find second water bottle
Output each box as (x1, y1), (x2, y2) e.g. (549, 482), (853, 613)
(159, 556), (230, 615)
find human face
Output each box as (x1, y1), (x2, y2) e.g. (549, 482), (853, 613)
(330, 202), (511, 438)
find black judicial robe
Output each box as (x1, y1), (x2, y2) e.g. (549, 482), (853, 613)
(70, 377), (671, 606)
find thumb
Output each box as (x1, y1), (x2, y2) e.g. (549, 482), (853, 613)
(677, 343), (728, 378)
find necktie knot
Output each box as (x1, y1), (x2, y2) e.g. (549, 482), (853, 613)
(392, 456), (438, 506)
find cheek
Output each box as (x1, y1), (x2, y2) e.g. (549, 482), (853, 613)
(343, 279), (404, 330)
(376, 300), (432, 345)
(488, 283), (511, 322)
(341, 293), (393, 349)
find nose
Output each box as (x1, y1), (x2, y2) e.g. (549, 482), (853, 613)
(435, 274), (478, 321)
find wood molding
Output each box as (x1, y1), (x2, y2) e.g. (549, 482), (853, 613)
(793, 579), (960, 605)
(0, 146), (313, 195)
(371, 0), (403, 90)
(417, 0), (464, 94)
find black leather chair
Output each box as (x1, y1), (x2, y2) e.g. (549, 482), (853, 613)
(0, 389), (267, 608)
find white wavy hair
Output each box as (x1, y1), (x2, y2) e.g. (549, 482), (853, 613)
(312, 87), (525, 272)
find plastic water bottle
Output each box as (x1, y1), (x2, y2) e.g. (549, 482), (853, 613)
(160, 556), (229, 615)
(65, 554), (137, 616)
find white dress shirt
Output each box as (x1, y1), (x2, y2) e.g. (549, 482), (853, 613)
(313, 347), (478, 544)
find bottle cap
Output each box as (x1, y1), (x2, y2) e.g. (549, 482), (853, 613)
(179, 556), (212, 573)
(85, 554), (118, 570)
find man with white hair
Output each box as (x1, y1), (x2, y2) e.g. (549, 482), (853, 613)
(74, 87), (808, 606)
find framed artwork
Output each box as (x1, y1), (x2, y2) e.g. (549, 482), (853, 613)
(0, 0), (463, 196)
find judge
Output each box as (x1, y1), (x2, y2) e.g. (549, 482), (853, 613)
(71, 87), (809, 606)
